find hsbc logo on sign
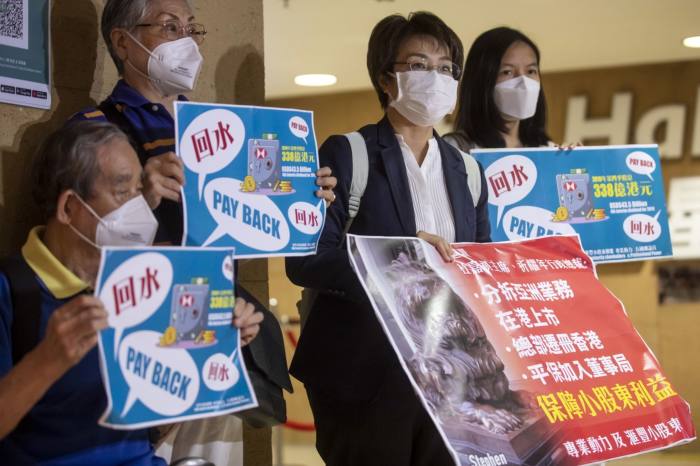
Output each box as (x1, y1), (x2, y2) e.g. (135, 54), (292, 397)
(180, 294), (194, 307)
(564, 181), (577, 192)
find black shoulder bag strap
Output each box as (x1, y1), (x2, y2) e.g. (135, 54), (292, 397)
(0, 255), (42, 365)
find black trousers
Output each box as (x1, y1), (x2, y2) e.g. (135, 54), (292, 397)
(305, 367), (455, 466)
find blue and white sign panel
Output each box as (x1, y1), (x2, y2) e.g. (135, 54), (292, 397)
(175, 101), (324, 257)
(471, 145), (673, 263)
(95, 247), (257, 429)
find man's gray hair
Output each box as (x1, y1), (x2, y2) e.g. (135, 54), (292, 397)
(101, 0), (194, 75)
(102, 0), (151, 75)
(32, 120), (129, 220)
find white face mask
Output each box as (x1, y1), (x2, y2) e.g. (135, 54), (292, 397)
(389, 71), (458, 127)
(493, 75), (541, 121)
(126, 32), (203, 96)
(70, 194), (158, 248)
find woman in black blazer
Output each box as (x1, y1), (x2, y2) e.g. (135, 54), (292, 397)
(286, 12), (490, 466)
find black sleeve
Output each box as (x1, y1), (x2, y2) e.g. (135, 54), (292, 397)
(285, 134), (366, 303)
(475, 160), (492, 243)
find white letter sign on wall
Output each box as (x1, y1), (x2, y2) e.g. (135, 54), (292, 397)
(563, 85), (700, 160)
(692, 86), (700, 158)
(564, 93), (632, 146)
(635, 104), (686, 159)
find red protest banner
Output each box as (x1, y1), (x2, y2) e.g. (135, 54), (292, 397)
(348, 234), (695, 466)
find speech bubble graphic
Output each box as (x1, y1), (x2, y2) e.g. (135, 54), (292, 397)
(626, 151), (656, 180)
(623, 211), (662, 242)
(202, 177), (290, 250)
(289, 116), (309, 144)
(287, 200), (324, 235)
(99, 252), (173, 357)
(502, 205), (577, 241)
(180, 109), (245, 198)
(119, 330), (200, 418)
(202, 349), (241, 391)
(484, 155), (538, 226)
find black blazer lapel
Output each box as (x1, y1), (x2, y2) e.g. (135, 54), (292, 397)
(437, 136), (470, 242)
(376, 117), (417, 235)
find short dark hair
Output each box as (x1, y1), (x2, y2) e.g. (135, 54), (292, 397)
(367, 11), (464, 109)
(452, 27), (550, 148)
(32, 120), (128, 220)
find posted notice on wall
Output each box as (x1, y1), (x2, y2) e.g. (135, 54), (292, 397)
(95, 247), (257, 429)
(175, 101), (324, 257)
(348, 234), (695, 465)
(471, 145), (672, 263)
(0, 0), (51, 109)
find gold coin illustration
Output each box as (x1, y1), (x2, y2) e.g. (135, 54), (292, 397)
(552, 206), (569, 222)
(241, 176), (257, 192)
(160, 326), (177, 346)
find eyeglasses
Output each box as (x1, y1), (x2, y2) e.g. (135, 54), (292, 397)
(135, 20), (207, 45)
(393, 58), (461, 80)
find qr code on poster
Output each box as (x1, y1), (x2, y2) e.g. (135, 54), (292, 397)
(0, 0), (29, 49)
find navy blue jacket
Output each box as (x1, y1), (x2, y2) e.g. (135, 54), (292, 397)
(286, 117), (490, 401)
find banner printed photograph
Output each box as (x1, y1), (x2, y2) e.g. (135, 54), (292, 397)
(347, 234), (695, 465)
